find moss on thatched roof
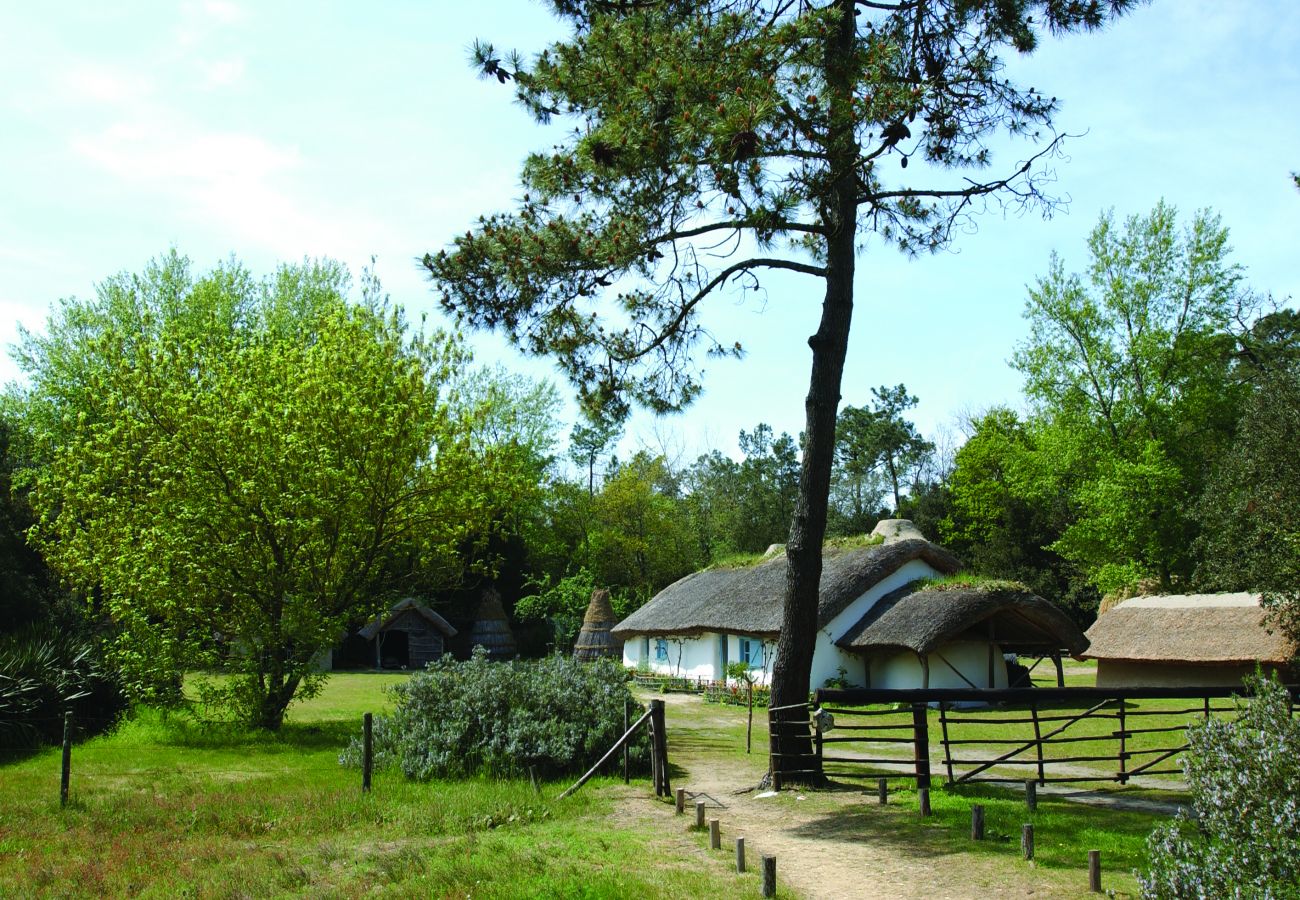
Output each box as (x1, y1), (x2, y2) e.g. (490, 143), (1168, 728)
(611, 536), (960, 639)
(836, 583), (1088, 656)
(358, 597), (457, 640)
(1082, 593), (1295, 665)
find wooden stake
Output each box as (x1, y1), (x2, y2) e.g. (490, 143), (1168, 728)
(1025, 779), (1036, 812)
(877, 777), (888, 805)
(735, 837), (746, 873)
(709, 818), (720, 849)
(60, 711), (72, 808)
(623, 699), (630, 784)
(362, 712), (373, 793)
(971, 805), (985, 840)
(695, 799), (706, 830)
(762, 855), (776, 898)
(1088, 850), (1101, 892)
(675, 787), (686, 814)
(1022, 823), (1034, 860)
(918, 787), (931, 817)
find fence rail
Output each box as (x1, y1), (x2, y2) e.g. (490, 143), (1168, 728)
(766, 684), (1300, 788)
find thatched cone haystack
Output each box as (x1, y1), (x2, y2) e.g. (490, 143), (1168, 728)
(573, 588), (623, 661)
(469, 585), (517, 661)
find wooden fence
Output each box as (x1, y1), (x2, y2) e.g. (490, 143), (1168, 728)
(770, 685), (1299, 789)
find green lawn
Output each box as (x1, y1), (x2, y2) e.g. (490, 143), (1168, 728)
(0, 674), (767, 899)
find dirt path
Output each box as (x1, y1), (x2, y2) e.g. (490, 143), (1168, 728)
(618, 692), (1108, 899)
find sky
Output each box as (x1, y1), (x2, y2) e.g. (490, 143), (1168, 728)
(1, 1), (1297, 466)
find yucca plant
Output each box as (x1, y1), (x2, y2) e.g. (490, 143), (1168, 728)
(0, 625), (125, 748)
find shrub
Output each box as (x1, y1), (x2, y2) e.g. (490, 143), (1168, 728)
(0, 624), (127, 748)
(342, 648), (649, 779)
(1139, 674), (1300, 898)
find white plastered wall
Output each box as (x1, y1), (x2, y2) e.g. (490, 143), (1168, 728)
(870, 639), (1009, 689)
(622, 631), (775, 684)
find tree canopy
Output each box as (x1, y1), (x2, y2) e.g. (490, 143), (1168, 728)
(425, 0), (1137, 746)
(15, 253), (499, 728)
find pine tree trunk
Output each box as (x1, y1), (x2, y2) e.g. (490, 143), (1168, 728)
(769, 0), (860, 784)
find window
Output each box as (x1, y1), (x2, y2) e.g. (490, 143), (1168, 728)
(654, 638), (669, 662)
(740, 637), (764, 669)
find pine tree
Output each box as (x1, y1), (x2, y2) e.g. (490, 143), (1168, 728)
(425, 0), (1136, 780)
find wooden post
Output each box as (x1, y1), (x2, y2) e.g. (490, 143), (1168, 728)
(709, 818), (720, 849)
(1088, 850), (1102, 892)
(1022, 824), (1034, 860)
(558, 707), (655, 800)
(694, 799), (706, 830)
(623, 699), (630, 784)
(529, 765), (540, 795)
(1031, 701), (1045, 785)
(911, 703), (931, 790)
(650, 699), (671, 797)
(761, 855), (776, 898)
(971, 805), (985, 840)
(877, 777), (888, 805)
(917, 787), (931, 817)
(1117, 699), (1128, 784)
(60, 710), (72, 808)
(362, 712), (373, 793)
(735, 837), (746, 873)
(939, 703), (954, 785)
(1025, 779), (1037, 812)
(1052, 653), (1064, 687)
(675, 787), (685, 814)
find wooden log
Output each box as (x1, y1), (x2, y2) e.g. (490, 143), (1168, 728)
(735, 837), (746, 873)
(558, 707), (654, 800)
(762, 855), (776, 898)
(971, 805), (985, 841)
(1025, 779), (1037, 812)
(60, 710), (72, 808)
(918, 787), (931, 817)
(695, 799), (706, 830)
(1088, 850), (1101, 892)
(877, 777), (888, 805)
(1022, 823), (1034, 860)
(709, 817), (720, 850)
(362, 712), (373, 793)
(623, 699), (630, 785)
(675, 787), (685, 814)
(650, 699), (671, 797)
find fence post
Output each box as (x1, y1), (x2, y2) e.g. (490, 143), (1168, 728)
(761, 855), (777, 898)
(877, 777), (888, 805)
(60, 710), (73, 808)
(650, 699), (671, 797)
(675, 787), (685, 814)
(362, 712), (373, 793)
(623, 699), (630, 784)
(911, 702), (931, 790)
(939, 702), (954, 785)
(1117, 699), (1128, 784)
(1030, 700), (1045, 784)
(970, 805), (985, 840)
(1088, 850), (1102, 892)
(1025, 779), (1037, 812)
(709, 818), (720, 850)
(735, 837), (746, 873)
(695, 800), (706, 830)
(917, 787), (931, 817)
(1022, 824), (1034, 861)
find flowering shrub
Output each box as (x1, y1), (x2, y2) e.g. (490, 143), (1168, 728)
(1140, 674), (1300, 898)
(342, 648), (648, 779)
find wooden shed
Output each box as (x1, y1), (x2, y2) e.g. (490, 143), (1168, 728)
(573, 588), (623, 661)
(356, 598), (457, 670)
(468, 585), (518, 661)
(1083, 593), (1297, 688)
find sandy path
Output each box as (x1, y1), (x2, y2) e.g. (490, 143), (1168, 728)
(620, 692), (1087, 900)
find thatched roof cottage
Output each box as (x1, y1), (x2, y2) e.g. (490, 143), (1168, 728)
(1083, 593), (1297, 687)
(612, 520), (1088, 689)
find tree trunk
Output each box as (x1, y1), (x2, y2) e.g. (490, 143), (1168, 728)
(769, 0), (860, 784)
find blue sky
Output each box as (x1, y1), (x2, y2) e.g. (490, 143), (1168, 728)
(2, 1), (1297, 463)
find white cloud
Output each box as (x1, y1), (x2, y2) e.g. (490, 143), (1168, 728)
(73, 121), (299, 182)
(200, 57), (246, 89)
(60, 64), (153, 105)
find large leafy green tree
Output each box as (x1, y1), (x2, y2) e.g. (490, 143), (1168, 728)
(835, 384), (932, 519)
(424, 0), (1136, 765)
(1012, 202), (1249, 592)
(15, 253), (494, 728)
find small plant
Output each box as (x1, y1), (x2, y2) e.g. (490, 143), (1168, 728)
(822, 666), (851, 690)
(1139, 673), (1300, 898)
(725, 661), (760, 754)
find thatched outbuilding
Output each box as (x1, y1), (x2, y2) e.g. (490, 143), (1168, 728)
(468, 585), (518, 661)
(1083, 593), (1297, 687)
(573, 588), (623, 661)
(339, 598), (456, 670)
(837, 582), (1089, 689)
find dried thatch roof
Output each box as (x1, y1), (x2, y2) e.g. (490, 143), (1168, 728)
(1083, 593), (1295, 665)
(469, 586), (517, 660)
(611, 536), (960, 639)
(836, 583), (1089, 657)
(573, 588), (623, 661)
(358, 597), (457, 640)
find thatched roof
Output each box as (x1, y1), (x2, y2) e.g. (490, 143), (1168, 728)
(611, 534), (960, 639)
(573, 588), (623, 661)
(468, 586), (517, 660)
(358, 597), (457, 640)
(836, 583), (1089, 657)
(1082, 593), (1295, 665)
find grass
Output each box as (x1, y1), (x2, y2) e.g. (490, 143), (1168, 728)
(0, 674), (769, 898)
